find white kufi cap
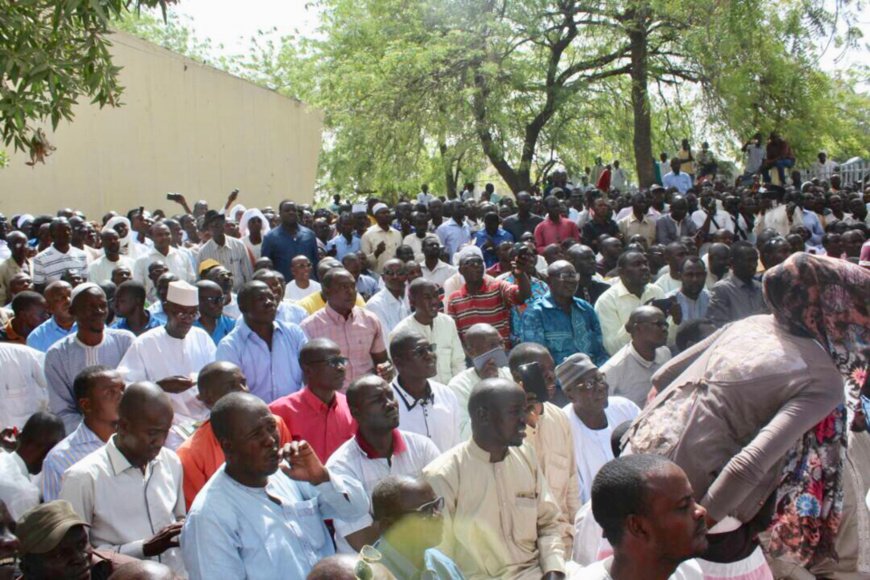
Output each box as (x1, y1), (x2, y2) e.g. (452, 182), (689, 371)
(167, 280), (199, 307)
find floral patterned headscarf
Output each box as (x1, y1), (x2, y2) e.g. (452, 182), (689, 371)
(762, 254), (870, 566)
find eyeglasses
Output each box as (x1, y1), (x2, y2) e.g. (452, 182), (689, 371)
(413, 496), (444, 517)
(413, 343), (437, 357)
(552, 273), (580, 281)
(201, 295), (225, 305)
(574, 373), (608, 392)
(639, 320), (669, 329)
(309, 356), (348, 369)
(383, 269), (407, 277)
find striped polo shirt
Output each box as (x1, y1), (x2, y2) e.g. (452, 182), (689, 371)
(41, 421), (106, 501)
(32, 245), (89, 285)
(446, 277), (521, 347)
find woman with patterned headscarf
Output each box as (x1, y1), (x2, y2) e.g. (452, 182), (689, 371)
(625, 254), (868, 579)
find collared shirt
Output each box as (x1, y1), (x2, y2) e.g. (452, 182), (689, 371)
(0, 343), (47, 430)
(261, 225), (319, 282)
(423, 439), (567, 580)
(502, 213), (544, 241)
(667, 288), (710, 323)
(447, 367), (513, 441)
(520, 293), (608, 367)
(297, 290), (367, 315)
(0, 256), (31, 305)
(662, 171), (692, 194)
(534, 217), (580, 252)
(435, 220), (472, 265)
(357, 275), (380, 301)
(326, 430), (440, 553)
(134, 247), (196, 303)
(390, 313), (466, 386)
(654, 271), (681, 295)
(374, 539), (466, 580)
(32, 244), (89, 285)
(801, 209), (825, 247)
(691, 209), (735, 236)
(269, 387), (357, 462)
(192, 315), (236, 346)
(111, 311), (163, 335)
(753, 204), (805, 238)
(326, 233), (362, 261)
(197, 237), (254, 293)
(417, 192), (435, 206)
(563, 397), (640, 503)
(617, 213), (656, 246)
(391, 379), (462, 453)
(420, 260), (458, 291)
(707, 274), (768, 327)
(181, 465), (368, 580)
(119, 326), (215, 423)
(215, 319), (308, 403)
(600, 343), (671, 408)
(0, 451), (39, 520)
(655, 213), (699, 246)
(361, 225), (404, 274)
(87, 255), (134, 286)
(447, 277), (522, 347)
(300, 304), (387, 391)
(366, 289), (411, 338)
(403, 232), (439, 263)
(46, 330), (136, 434)
(147, 301), (168, 325)
(60, 435), (186, 571)
(284, 279), (322, 302)
(278, 301), (309, 326)
(594, 281), (665, 355)
(473, 228), (515, 267)
(580, 219), (620, 246)
(26, 316), (76, 353)
(176, 415), (293, 510)
(42, 421), (106, 501)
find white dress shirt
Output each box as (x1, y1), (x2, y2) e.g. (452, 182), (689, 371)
(389, 313), (467, 386)
(391, 379), (463, 453)
(0, 343), (48, 430)
(0, 451), (39, 520)
(284, 280), (321, 302)
(594, 281), (665, 355)
(420, 260), (458, 290)
(365, 288), (411, 337)
(691, 209), (735, 235)
(134, 247), (196, 304)
(87, 255), (135, 285)
(60, 435), (186, 572)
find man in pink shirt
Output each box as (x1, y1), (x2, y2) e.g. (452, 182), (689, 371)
(534, 195), (581, 253)
(268, 338), (357, 462)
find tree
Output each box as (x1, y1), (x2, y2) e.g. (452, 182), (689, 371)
(1, 0), (173, 164)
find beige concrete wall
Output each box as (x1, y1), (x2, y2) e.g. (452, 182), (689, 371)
(0, 31), (323, 219)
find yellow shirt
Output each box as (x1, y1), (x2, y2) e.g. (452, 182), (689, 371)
(423, 439), (567, 580)
(594, 280), (665, 355)
(0, 257), (31, 306)
(296, 291), (366, 315)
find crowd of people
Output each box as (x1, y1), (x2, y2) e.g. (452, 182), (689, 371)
(0, 153), (868, 580)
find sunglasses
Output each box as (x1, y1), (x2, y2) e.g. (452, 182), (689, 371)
(413, 343), (437, 357)
(310, 355), (349, 369)
(413, 496), (445, 517)
(574, 373), (608, 392)
(200, 295), (225, 305)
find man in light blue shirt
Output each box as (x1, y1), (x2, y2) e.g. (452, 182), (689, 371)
(26, 280), (76, 352)
(661, 158), (693, 195)
(216, 281), (308, 404)
(326, 213), (362, 261)
(436, 201), (472, 264)
(666, 256), (710, 324)
(180, 392), (368, 580)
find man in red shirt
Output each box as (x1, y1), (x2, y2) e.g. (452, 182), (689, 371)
(446, 246), (531, 348)
(534, 195), (581, 253)
(269, 337), (357, 462)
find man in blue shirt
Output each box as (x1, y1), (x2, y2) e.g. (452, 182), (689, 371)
(662, 157), (693, 195)
(26, 280), (76, 352)
(370, 474), (465, 580)
(326, 213), (362, 261)
(473, 211), (515, 268)
(261, 200), (319, 283)
(193, 280), (235, 345)
(180, 392), (368, 580)
(215, 281), (308, 404)
(521, 260), (608, 366)
(436, 201), (471, 264)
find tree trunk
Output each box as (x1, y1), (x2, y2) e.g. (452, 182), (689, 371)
(629, 13), (656, 189)
(439, 143), (459, 199)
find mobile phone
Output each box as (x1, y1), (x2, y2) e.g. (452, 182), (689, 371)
(166, 193), (177, 201)
(650, 297), (674, 313)
(472, 347), (507, 374)
(518, 361), (549, 404)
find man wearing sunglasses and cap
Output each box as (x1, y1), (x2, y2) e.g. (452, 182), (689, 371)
(361, 204), (403, 276)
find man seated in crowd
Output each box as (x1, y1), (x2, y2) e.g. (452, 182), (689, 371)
(26, 281), (75, 353)
(176, 361), (293, 508)
(558, 353), (640, 504)
(617, 193), (656, 246)
(60, 382), (186, 573)
(424, 377), (568, 579)
(120, 281), (213, 426)
(666, 256), (710, 336)
(521, 260), (608, 367)
(391, 278), (465, 386)
(508, 343), (579, 553)
(300, 268), (393, 391)
(0, 291), (48, 344)
(566, 244), (610, 306)
(653, 242), (687, 294)
(369, 475), (466, 580)
(191, 280), (234, 345)
(0, 412), (65, 520)
(655, 195), (697, 246)
(180, 392), (368, 579)
(703, 242), (730, 289)
(269, 338), (358, 463)
(250, 268), (309, 326)
(42, 366), (124, 501)
(389, 329), (462, 453)
(46, 283), (135, 433)
(112, 280), (162, 336)
(601, 306), (672, 408)
(707, 241), (767, 327)
(365, 258), (411, 336)
(216, 281), (308, 403)
(326, 375), (440, 553)
(284, 255), (321, 302)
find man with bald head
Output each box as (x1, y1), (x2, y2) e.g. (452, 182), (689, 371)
(61, 382), (186, 574)
(26, 280), (76, 352)
(424, 377), (568, 579)
(32, 217), (89, 291)
(365, 258), (411, 336)
(191, 280), (234, 345)
(297, 257), (368, 314)
(133, 222), (195, 306)
(600, 306), (672, 408)
(521, 260), (607, 366)
(181, 392), (368, 579)
(46, 283), (135, 433)
(107, 560), (180, 580)
(177, 361), (293, 508)
(306, 555), (373, 580)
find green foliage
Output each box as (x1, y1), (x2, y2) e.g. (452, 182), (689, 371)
(0, 0), (172, 164)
